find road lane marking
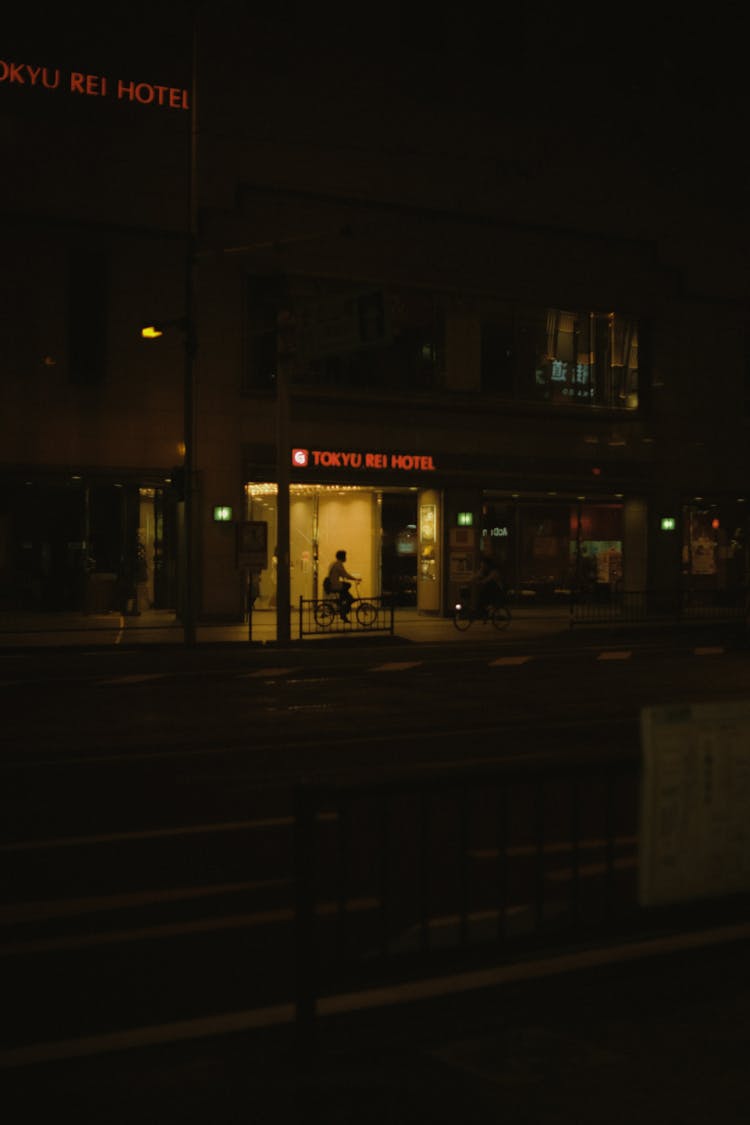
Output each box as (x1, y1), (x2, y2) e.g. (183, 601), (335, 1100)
(467, 834), (637, 859)
(694, 646), (725, 655)
(0, 1004), (296, 1067)
(489, 656), (532, 666)
(1, 879), (291, 925)
(0, 911), (295, 956)
(0, 812), (339, 854)
(0, 897), (379, 957)
(596, 651), (632, 661)
(0, 817), (294, 853)
(5, 921), (750, 1067)
(99, 671), (166, 684)
(371, 662), (423, 672)
(240, 667), (300, 678)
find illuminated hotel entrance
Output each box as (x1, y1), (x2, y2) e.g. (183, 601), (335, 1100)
(244, 484), (440, 611)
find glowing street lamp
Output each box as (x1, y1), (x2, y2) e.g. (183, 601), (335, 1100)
(135, 13), (198, 646)
(140, 317), (187, 340)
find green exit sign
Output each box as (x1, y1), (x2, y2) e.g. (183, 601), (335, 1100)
(457, 512), (474, 527)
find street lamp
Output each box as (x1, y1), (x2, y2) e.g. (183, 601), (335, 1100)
(140, 318), (187, 340)
(138, 6), (198, 648)
(140, 313), (196, 646)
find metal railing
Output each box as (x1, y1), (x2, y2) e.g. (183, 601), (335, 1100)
(298, 594), (394, 638)
(571, 588), (748, 626)
(293, 754), (750, 1049)
(294, 754), (642, 1042)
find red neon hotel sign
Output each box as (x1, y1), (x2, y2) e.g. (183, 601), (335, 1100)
(293, 449), (436, 471)
(0, 59), (189, 109)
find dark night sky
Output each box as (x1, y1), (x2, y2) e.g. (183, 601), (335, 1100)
(5, 4), (750, 212)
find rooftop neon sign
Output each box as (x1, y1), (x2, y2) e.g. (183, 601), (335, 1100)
(0, 59), (189, 110)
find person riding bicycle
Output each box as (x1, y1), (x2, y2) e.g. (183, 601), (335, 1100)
(473, 554), (504, 618)
(326, 549), (357, 622)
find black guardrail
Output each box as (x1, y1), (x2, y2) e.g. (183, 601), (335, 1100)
(293, 754), (750, 1053)
(293, 754), (641, 1045)
(571, 588), (748, 626)
(298, 594), (394, 638)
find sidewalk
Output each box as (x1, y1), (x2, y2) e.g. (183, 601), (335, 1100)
(1, 604), (744, 649)
(0, 604), (570, 648)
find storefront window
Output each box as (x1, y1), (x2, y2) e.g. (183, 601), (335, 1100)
(482, 498), (624, 601)
(243, 278), (443, 394)
(519, 504), (573, 598)
(244, 483), (389, 606)
(682, 502), (748, 594)
(570, 504), (623, 595)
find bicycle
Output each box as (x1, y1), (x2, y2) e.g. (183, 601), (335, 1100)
(314, 578), (379, 629)
(453, 586), (511, 631)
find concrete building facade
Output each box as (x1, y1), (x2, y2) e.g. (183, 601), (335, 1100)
(2, 13), (749, 626)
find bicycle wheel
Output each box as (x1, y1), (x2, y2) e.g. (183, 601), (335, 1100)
(353, 603), (375, 630)
(356, 600), (378, 628)
(453, 604), (472, 631)
(490, 604), (511, 630)
(314, 601), (335, 629)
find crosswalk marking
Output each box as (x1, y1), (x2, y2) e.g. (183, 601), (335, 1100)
(489, 656), (532, 667)
(371, 662), (423, 672)
(597, 651), (632, 661)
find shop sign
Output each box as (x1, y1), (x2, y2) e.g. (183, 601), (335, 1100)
(292, 448), (436, 472)
(0, 59), (189, 109)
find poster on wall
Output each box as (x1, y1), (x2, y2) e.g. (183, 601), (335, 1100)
(691, 538), (717, 575)
(420, 504), (436, 542)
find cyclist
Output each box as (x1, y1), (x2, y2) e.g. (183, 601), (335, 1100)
(473, 554), (504, 618)
(326, 549), (357, 621)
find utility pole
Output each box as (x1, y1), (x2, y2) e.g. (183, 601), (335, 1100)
(182, 5), (199, 647)
(275, 306), (294, 643)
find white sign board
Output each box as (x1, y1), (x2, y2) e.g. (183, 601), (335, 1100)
(639, 700), (750, 906)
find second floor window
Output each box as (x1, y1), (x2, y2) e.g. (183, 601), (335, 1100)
(483, 306), (639, 410)
(243, 278), (442, 394)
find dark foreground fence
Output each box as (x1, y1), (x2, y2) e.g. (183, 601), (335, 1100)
(293, 753), (750, 1051)
(571, 588), (748, 626)
(294, 754), (642, 1045)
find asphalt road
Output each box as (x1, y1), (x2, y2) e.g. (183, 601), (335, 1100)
(2, 631), (749, 1077)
